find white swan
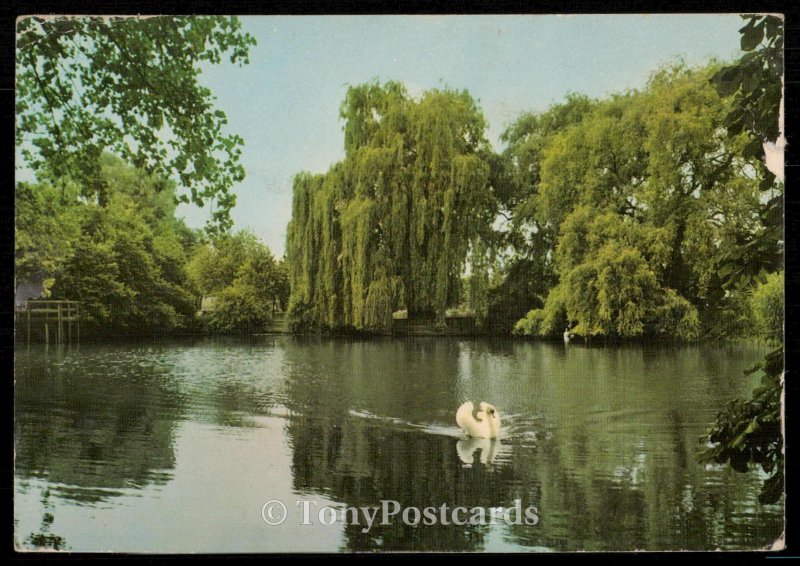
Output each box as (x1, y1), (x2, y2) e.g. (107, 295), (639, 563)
(456, 401), (501, 439)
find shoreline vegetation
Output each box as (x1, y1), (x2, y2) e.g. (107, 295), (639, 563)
(14, 18), (782, 348)
(13, 12), (785, 526)
(15, 61), (783, 344)
(281, 63), (782, 344)
(12, 327), (783, 347)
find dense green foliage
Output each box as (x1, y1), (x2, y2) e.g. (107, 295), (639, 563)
(14, 16), (287, 336)
(509, 62), (779, 341)
(16, 16), (256, 233)
(702, 348), (783, 505)
(700, 15), (784, 506)
(484, 95), (595, 329)
(16, 156), (287, 335)
(286, 82), (499, 332)
(287, 57), (781, 340)
(188, 231), (289, 332)
(16, 155), (201, 333)
(750, 271), (784, 344)
(712, 15), (783, 163)
(15, 181), (82, 289)
(710, 15), (784, 292)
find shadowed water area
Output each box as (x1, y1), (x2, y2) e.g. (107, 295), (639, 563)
(14, 337), (782, 552)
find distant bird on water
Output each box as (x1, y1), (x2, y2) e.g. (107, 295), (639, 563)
(456, 401), (501, 439)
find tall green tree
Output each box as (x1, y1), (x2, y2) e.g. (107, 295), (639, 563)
(515, 205), (699, 339)
(50, 155), (199, 333)
(188, 230), (287, 333)
(187, 230), (261, 300)
(513, 63), (765, 340)
(15, 180), (82, 289)
(286, 82), (498, 332)
(485, 95), (596, 329)
(16, 16), (256, 233)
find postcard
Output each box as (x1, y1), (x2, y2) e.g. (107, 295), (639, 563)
(14, 13), (785, 553)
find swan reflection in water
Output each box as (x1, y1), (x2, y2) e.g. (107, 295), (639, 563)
(456, 437), (500, 468)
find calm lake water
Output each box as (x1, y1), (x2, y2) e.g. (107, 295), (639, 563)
(14, 337), (783, 552)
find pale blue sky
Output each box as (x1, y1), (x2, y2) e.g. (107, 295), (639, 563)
(177, 15), (747, 256)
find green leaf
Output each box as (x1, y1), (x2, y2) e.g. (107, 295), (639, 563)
(16, 15), (255, 235)
(713, 67), (743, 97)
(742, 22), (765, 51)
(765, 16), (783, 41)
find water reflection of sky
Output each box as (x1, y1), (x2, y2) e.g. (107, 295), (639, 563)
(14, 338), (783, 552)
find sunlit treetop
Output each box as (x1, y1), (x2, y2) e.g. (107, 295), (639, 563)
(16, 15), (257, 234)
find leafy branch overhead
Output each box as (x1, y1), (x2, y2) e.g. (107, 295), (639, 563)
(712, 15), (783, 162)
(16, 16), (257, 233)
(701, 348), (784, 505)
(711, 14), (784, 292)
(701, 14), (784, 507)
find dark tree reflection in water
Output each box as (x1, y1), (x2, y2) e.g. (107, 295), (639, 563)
(14, 338), (783, 552)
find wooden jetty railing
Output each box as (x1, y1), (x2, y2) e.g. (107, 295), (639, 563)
(17, 300), (80, 345)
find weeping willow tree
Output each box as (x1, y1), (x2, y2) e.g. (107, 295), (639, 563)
(286, 81), (497, 332)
